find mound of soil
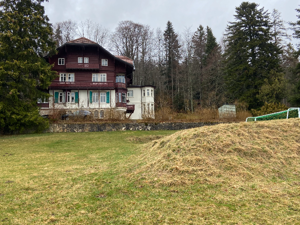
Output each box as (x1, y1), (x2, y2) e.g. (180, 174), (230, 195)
(133, 119), (300, 186)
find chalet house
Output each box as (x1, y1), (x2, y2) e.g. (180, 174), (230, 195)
(39, 37), (154, 120)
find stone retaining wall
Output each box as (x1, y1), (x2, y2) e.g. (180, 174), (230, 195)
(48, 122), (219, 133)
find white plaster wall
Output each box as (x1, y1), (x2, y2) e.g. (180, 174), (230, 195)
(49, 89), (116, 111)
(127, 86), (155, 120)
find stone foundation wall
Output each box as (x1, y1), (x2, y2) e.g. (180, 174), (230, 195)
(47, 122), (219, 133)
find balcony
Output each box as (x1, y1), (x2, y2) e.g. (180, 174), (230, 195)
(37, 103), (49, 108)
(116, 102), (127, 108)
(115, 82), (126, 89)
(66, 63), (99, 70)
(49, 81), (115, 90)
(126, 104), (135, 113)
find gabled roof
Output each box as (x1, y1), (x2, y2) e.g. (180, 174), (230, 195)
(57, 37), (134, 69)
(68, 37), (97, 44)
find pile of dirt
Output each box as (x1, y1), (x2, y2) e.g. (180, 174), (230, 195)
(132, 119), (300, 186)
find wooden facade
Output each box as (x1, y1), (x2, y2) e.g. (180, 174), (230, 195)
(39, 37), (136, 118)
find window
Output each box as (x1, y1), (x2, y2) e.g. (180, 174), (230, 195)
(151, 103), (154, 114)
(84, 57), (89, 63)
(59, 92), (65, 103)
(100, 74), (106, 82)
(147, 89), (150, 96)
(118, 93), (122, 103)
(143, 90), (145, 97)
(101, 59), (108, 66)
(94, 111), (99, 118)
(122, 93), (126, 103)
(58, 58), (65, 65)
(78, 57), (83, 63)
(100, 110), (104, 118)
(60, 73), (66, 82)
(67, 92), (75, 103)
(92, 74), (98, 82)
(151, 90), (153, 97)
(127, 90), (133, 97)
(116, 75), (125, 83)
(92, 73), (106, 82)
(92, 92), (98, 103)
(60, 73), (74, 82)
(100, 92), (106, 103)
(143, 104), (146, 114)
(37, 97), (48, 103)
(68, 74), (74, 82)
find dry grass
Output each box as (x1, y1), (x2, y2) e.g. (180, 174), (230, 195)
(129, 119), (300, 223)
(1, 119), (300, 224)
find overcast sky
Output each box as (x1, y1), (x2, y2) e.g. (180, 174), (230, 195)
(44, 0), (299, 44)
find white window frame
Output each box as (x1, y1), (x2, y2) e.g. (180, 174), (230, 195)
(59, 92), (65, 103)
(101, 59), (108, 66)
(60, 73), (66, 82)
(127, 90), (133, 97)
(118, 93), (122, 103)
(147, 89), (150, 96)
(116, 75), (125, 83)
(67, 92), (75, 103)
(37, 97), (49, 103)
(58, 58), (65, 65)
(84, 57), (89, 63)
(92, 92), (98, 103)
(92, 74), (98, 82)
(100, 92), (106, 103)
(78, 57), (83, 63)
(143, 90), (145, 97)
(92, 73), (106, 82)
(151, 89), (153, 97)
(100, 74), (106, 82)
(60, 73), (74, 82)
(68, 73), (74, 82)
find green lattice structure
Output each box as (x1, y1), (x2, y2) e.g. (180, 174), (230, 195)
(246, 108), (300, 122)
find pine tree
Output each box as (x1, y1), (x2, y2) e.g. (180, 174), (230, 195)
(290, 7), (300, 52)
(163, 21), (180, 108)
(192, 25), (206, 105)
(224, 2), (281, 109)
(0, 0), (57, 134)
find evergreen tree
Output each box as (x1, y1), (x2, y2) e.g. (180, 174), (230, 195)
(224, 2), (282, 109)
(290, 7), (300, 53)
(192, 25), (206, 104)
(0, 0), (57, 134)
(163, 21), (180, 108)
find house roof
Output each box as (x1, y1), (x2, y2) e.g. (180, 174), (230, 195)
(114, 55), (134, 66)
(67, 37), (97, 44)
(57, 37), (134, 69)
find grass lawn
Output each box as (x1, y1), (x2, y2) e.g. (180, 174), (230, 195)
(0, 131), (175, 224)
(1, 120), (300, 224)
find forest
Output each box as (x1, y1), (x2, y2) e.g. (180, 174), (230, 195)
(1, 0), (300, 133)
(52, 2), (300, 114)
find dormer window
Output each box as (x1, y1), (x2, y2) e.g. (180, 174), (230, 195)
(78, 57), (83, 63)
(84, 57), (89, 63)
(102, 59), (108, 66)
(58, 58), (65, 65)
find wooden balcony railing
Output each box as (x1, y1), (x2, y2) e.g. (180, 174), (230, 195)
(66, 63), (99, 69)
(126, 104), (135, 113)
(115, 82), (126, 89)
(116, 102), (127, 108)
(49, 81), (116, 89)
